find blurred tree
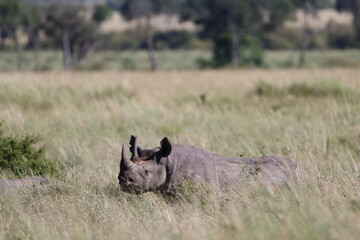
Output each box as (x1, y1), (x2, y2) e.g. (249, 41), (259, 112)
(120, 0), (156, 70)
(0, 0), (25, 70)
(41, 2), (106, 70)
(293, 0), (321, 66)
(336, 0), (360, 43)
(119, 0), (179, 71)
(263, 0), (296, 31)
(180, 0), (294, 68)
(24, 0), (42, 71)
(0, 29), (6, 49)
(153, 0), (179, 29)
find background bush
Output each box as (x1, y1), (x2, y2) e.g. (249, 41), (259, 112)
(239, 34), (264, 67)
(326, 20), (357, 49)
(0, 122), (58, 178)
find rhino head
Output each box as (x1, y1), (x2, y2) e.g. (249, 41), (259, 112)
(118, 136), (172, 194)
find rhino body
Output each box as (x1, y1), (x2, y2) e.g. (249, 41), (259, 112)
(0, 176), (47, 193)
(118, 136), (302, 196)
(157, 144), (299, 194)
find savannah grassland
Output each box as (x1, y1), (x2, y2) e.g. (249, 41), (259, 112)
(0, 68), (360, 239)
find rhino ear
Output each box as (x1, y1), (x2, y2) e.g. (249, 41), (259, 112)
(160, 137), (172, 158)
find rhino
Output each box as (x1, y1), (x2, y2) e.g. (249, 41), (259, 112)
(118, 136), (303, 196)
(0, 176), (47, 193)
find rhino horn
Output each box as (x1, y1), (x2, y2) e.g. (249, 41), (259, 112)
(121, 143), (133, 169)
(131, 136), (138, 159)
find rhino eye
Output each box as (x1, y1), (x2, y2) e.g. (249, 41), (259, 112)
(128, 177), (135, 183)
(144, 169), (149, 175)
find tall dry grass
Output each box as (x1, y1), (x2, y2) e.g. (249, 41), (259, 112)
(0, 69), (360, 239)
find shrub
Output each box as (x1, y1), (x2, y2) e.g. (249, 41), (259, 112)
(239, 34), (264, 67)
(121, 57), (137, 70)
(209, 33), (264, 68)
(0, 122), (58, 178)
(195, 56), (214, 69)
(326, 20), (357, 49)
(212, 33), (232, 67)
(92, 5), (112, 23)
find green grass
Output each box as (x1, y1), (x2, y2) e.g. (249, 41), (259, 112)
(265, 49), (360, 68)
(0, 49), (360, 71)
(0, 69), (360, 239)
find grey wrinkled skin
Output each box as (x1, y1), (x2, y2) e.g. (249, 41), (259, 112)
(118, 136), (304, 196)
(0, 176), (48, 193)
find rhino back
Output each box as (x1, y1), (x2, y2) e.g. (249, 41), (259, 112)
(165, 145), (299, 190)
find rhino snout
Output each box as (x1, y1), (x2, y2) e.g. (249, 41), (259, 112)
(118, 175), (136, 187)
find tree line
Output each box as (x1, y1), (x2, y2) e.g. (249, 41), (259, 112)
(0, 0), (359, 71)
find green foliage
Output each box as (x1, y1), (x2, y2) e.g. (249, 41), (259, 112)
(180, 0), (266, 38)
(41, 2), (101, 67)
(0, 122), (58, 178)
(0, 0), (25, 42)
(239, 35), (264, 67)
(212, 33), (232, 67)
(195, 56), (214, 69)
(119, 0), (179, 19)
(207, 33), (264, 67)
(93, 5), (113, 23)
(45, 3), (97, 39)
(119, 0), (153, 19)
(262, 0), (295, 31)
(180, 0), (296, 68)
(154, 31), (199, 50)
(0, 0), (25, 29)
